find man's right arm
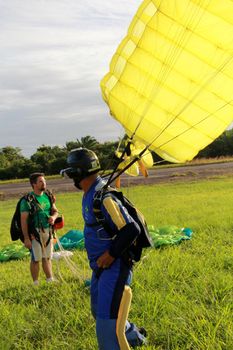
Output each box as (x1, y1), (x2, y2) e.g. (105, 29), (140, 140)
(21, 211), (32, 249)
(97, 194), (140, 266)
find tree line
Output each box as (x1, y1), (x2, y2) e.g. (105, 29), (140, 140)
(0, 136), (119, 180)
(0, 131), (233, 180)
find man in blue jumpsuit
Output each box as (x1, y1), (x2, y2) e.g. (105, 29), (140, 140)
(61, 148), (147, 349)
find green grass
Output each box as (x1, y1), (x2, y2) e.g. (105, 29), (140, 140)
(0, 177), (233, 349)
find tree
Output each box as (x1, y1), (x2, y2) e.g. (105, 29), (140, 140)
(97, 141), (119, 170)
(31, 145), (67, 175)
(197, 130), (233, 158)
(0, 146), (24, 167)
(76, 136), (99, 150)
(0, 147), (28, 180)
(0, 153), (8, 169)
(66, 136), (99, 151)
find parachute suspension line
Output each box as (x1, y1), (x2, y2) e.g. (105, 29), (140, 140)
(55, 237), (86, 283)
(104, 0), (210, 185)
(128, 0), (210, 139)
(103, 0), (232, 183)
(133, 96), (233, 167)
(114, 0), (212, 177)
(100, 135), (133, 182)
(114, 3), (209, 150)
(156, 98), (233, 151)
(135, 90), (233, 165)
(107, 144), (152, 186)
(104, 136), (135, 188)
(153, 159), (167, 166)
(99, 137), (125, 179)
(105, 41), (233, 181)
(124, 0), (233, 158)
(105, 52), (233, 187)
(147, 0), (208, 98)
(115, 136), (127, 154)
(144, 52), (233, 150)
(107, 98), (233, 187)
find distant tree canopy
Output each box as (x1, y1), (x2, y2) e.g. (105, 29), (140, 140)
(0, 131), (233, 180)
(197, 129), (233, 158)
(66, 135), (99, 151)
(0, 136), (120, 180)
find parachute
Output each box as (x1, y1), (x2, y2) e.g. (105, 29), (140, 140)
(101, 0), (233, 164)
(115, 140), (154, 177)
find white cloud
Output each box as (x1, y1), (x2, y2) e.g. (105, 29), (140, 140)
(0, 0), (141, 156)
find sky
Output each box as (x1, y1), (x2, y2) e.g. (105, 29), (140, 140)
(0, 0), (142, 157)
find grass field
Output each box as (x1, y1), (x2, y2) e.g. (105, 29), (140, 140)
(0, 177), (233, 349)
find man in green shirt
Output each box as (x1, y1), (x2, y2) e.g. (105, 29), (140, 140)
(20, 172), (59, 285)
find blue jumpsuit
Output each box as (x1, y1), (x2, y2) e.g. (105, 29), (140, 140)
(82, 177), (146, 349)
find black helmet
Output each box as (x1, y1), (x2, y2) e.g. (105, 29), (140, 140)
(61, 148), (101, 184)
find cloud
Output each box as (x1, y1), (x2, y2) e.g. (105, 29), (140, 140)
(0, 0), (141, 156)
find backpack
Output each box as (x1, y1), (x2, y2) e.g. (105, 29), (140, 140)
(93, 188), (154, 263)
(10, 190), (55, 243)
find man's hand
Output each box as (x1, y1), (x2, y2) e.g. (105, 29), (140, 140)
(48, 216), (56, 225)
(48, 204), (59, 225)
(97, 250), (115, 269)
(24, 238), (32, 249)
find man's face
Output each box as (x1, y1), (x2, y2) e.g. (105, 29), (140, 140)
(34, 176), (46, 192)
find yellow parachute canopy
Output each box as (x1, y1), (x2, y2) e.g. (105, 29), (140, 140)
(115, 141), (154, 176)
(101, 0), (233, 163)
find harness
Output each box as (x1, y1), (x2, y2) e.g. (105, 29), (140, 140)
(88, 187), (153, 265)
(26, 190), (54, 247)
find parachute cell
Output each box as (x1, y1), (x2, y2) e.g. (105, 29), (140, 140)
(101, 0), (233, 163)
(115, 141), (153, 176)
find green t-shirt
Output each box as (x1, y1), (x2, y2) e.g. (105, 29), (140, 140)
(20, 192), (51, 229)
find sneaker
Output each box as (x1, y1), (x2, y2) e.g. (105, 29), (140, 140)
(126, 323), (147, 348)
(46, 277), (59, 283)
(138, 327), (147, 338)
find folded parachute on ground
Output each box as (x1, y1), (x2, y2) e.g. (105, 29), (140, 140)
(101, 0), (233, 164)
(149, 226), (192, 248)
(0, 244), (30, 262)
(54, 230), (84, 251)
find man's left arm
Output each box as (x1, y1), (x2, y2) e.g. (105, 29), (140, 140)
(48, 203), (59, 225)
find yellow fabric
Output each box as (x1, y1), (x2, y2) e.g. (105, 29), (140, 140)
(116, 286), (132, 350)
(115, 151), (139, 177)
(101, 0), (233, 163)
(102, 196), (126, 230)
(115, 141), (153, 176)
(130, 141), (154, 168)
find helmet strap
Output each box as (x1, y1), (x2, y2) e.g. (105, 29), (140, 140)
(74, 178), (82, 190)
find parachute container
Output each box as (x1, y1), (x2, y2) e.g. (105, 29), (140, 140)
(101, 0), (233, 163)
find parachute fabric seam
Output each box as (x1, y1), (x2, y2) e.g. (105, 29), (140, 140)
(101, 0), (233, 163)
(106, 0), (209, 143)
(156, 98), (233, 150)
(131, 0), (214, 139)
